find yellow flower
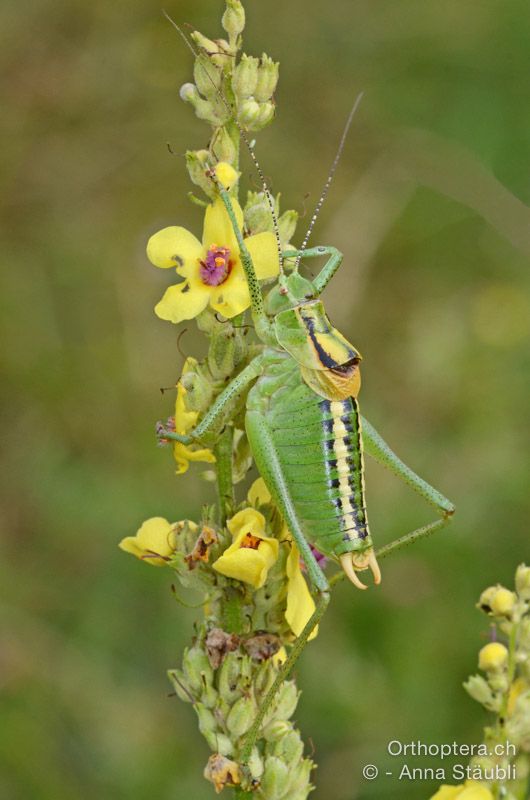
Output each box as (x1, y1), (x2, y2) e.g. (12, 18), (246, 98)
(247, 479), (317, 639)
(173, 357), (216, 475)
(247, 476), (272, 507)
(212, 508), (279, 589)
(430, 782), (493, 799)
(147, 183), (279, 322)
(478, 642), (508, 672)
(119, 517), (184, 566)
(285, 535), (318, 640)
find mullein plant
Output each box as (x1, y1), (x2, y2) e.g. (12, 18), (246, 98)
(119, 2), (453, 797)
(430, 565), (530, 800)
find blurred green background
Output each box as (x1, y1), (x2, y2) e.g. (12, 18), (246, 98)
(1, 0), (529, 798)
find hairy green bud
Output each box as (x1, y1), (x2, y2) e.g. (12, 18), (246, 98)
(271, 680), (299, 721)
(278, 209), (299, 245)
(516, 564), (530, 600)
(257, 101), (275, 129)
(255, 54), (279, 102)
(195, 702), (217, 738)
(185, 150), (215, 198)
(288, 758), (313, 794)
(247, 746), (264, 780)
(273, 729), (305, 766)
(211, 126), (238, 166)
(168, 669), (195, 703)
(463, 674), (498, 710)
(226, 695), (256, 738)
(183, 644), (213, 694)
(194, 54), (222, 100)
(261, 756), (290, 800)
(222, 0), (245, 40)
(232, 54), (259, 100)
(238, 98), (261, 128)
(218, 651), (244, 704)
(263, 719), (292, 742)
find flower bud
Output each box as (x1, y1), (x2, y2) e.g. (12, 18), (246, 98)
(226, 695), (256, 738)
(288, 758), (313, 794)
(255, 54), (279, 102)
(491, 588), (517, 617)
(278, 209), (298, 245)
(194, 54), (222, 100)
(222, 0), (245, 39)
(263, 719), (292, 742)
(182, 644), (214, 693)
(488, 671), (510, 694)
(516, 564), (530, 600)
(232, 54), (259, 100)
(244, 191), (275, 235)
(211, 126), (237, 166)
(168, 669), (195, 703)
(247, 746), (264, 780)
(185, 150), (215, 198)
(195, 702), (217, 739)
(238, 98), (261, 128)
(218, 651), (244, 704)
(257, 101), (275, 129)
(191, 31), (218, 54)
(463, 674), (496, 708)
(272, 680), (299, 720)
(254, 660), (276, 698)
(214, 161), (240, 191)
(273, 729), (304, 766)
(260, 756), (290, 800)
(180, 83), (227, 127)
(180, 363), (214, 414)
(479, 642), (509, 672)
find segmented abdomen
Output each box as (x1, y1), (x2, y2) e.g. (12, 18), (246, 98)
(257, 363), (372, 559)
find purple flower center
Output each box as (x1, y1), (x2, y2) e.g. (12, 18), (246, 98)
(200, 244), (232, 286)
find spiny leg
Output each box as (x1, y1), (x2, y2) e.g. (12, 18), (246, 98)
(159, 354), (265, 446)
(282, 245), (343, 296)
(241, 410), (331, 762)
(361, 415), (455, 550)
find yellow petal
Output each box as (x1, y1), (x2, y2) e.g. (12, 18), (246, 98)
(213, 508), (279, 589)
(147, 226), (203, 272)
(210, 271), (251, 319)
(245, 231), (280, 280)
(118, 536), (144, 559)
(285, 542), (318, 639)
(203, 197), (244, 255)
(119, 517), (175, 566)
(214, 162), (240, 190)
(248, 478), (272, 507)
(228, 508), (267, 539)
(155, 281), (210, 324)
(460, 784), (494, 800)
(429, 787), (465, 800)
(136, 517), (175, 557)
(175, 384), (198, 434)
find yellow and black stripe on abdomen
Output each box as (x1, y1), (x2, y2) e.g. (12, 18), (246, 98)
(322, 399), (370, 543)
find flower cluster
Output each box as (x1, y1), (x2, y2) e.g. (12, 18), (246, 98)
(430, 565), (530, 800)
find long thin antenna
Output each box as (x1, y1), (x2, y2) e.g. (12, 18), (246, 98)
(162, 11), (284, 275)
(295, 92), (364, 270)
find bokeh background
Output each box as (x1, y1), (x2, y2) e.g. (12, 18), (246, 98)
(1, 0), (530, 798)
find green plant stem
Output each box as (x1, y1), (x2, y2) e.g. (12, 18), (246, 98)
(214, 426), (234, 526)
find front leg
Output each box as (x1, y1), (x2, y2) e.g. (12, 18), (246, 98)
(159, 354), (265, 447)
(282, 245), (343, 296)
